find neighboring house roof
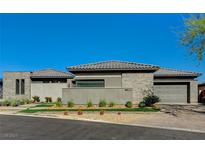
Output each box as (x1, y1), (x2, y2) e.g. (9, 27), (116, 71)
(68, 60), (160, 72)
(199, 82), (205, 86)
(154, 68), (201, 77)
(31, 69), (74, 78)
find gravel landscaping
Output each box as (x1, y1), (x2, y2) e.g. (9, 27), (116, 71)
(1, 103), (205, 133)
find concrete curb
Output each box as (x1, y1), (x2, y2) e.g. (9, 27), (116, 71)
(1, 112), (205, 134)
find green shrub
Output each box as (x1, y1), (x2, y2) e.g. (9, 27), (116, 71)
(143, 95), (160, 107)
(99, 99), (107, 107)
(45, 97), (52, 103)
(86, 100), (93, 108)
(32, 96), (40, 102)
(108, 102), (115, 107)
(55, 101), (62, 107)
(11, 100), (19, 107)
(19, 98), (32, 105)
(3, 100), (11, 106)
(138, 102), (146, 108)
(67, 100), (74, 108)
(18, 98), (30, 105)
(57, 97), (62, 102)
(19, 99), (25, 105)
(125, 101), (133, 108)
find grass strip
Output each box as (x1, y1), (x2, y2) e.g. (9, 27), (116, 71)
(33, 104), (54, 107)
(20, 107), (160, 113)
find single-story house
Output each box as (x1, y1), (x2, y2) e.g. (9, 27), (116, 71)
(3, 60), (201, 104)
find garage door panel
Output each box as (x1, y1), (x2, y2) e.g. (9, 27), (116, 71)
(154, 84), (187, 103)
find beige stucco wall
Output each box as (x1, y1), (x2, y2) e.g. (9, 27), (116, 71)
(31, 82), (68, 101)
(3, 72), (31, 99)
(62, 88), (133, 104)
(122, 73), (154, 103)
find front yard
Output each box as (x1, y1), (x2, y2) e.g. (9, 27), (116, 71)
(18, 103), (205, 132)
(1, 99), (205, 133)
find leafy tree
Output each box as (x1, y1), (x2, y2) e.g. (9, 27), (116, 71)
(180, 14), (205, 62)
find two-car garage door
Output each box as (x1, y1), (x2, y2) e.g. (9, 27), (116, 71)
(154, 83), (188, 103)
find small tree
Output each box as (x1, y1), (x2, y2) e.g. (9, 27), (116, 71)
(142, 88), (160, 107)
(179, 14), (205, 62)
(32, 96), (40, 102)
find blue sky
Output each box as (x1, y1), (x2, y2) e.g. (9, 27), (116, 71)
(0, 13), (204, 81)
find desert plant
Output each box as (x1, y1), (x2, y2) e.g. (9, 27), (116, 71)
(100, 110), (104, 115)
(19, 99), (25, 105)
(32, 96), (40, 102)
(143, 95), (160, 107)
(2, 100), (11, 106)
(67, 100), (74, 108)
(18, 98), (30, 105)
(108, 102), (115, 107)
(142, 88), (160, 106)
(55, 101), (62, 107)
(125, 101), (133, 108)
(99, 99), (107, 107)
(77, 109), (83, 115)
(26, 99), (32, 104)
(11, 100), (19, 107)
(57, 97), (62, 102)
(138, 101), (146, 108)
(86, 100), (93, 108)
(64, 111), (68, 115)
(45, 97), (52, 103)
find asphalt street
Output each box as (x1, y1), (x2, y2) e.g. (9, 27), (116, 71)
(0, 114), (205, 140)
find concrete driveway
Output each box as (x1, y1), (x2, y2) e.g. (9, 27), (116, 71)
(0, 114), (205, 140)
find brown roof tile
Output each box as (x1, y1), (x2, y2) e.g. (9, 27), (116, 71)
(31, 69), (74, 78)
(68, 60), (160, 72)
(154, 68), (201, 77)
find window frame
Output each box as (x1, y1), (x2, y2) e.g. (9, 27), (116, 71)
(75, 79), (105, 88)
(21, 79), (25, 95)
(15, 79), (20, 95)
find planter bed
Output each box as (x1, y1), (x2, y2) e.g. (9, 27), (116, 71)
(20, 107), (160, 113)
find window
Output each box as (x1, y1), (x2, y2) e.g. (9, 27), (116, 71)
(21, 79), (25, 94)
(16, 79), (25, 95)
(76, 80), (104, 87)
(16, 79), (20, 95)
(43, 80), (50, 83)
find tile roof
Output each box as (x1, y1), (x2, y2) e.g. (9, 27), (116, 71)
(199, 82), (205, 86)
(31, 69), (74, 78)
(68, 60), (160, 72)
(154, 68), (201, 77)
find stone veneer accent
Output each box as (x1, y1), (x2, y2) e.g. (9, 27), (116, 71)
(189, 80), (198, 103)
(122, 73), (154, 103)
(3, 72), (31, 99)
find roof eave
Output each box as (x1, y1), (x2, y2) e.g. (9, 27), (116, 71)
(31, 76), (74, 79)
(154, 74), (201, 77)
